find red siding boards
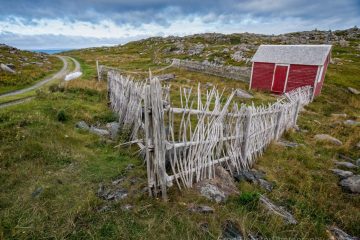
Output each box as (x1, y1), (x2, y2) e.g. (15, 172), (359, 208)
(251, 62), (275, 91)
(285, 64), (318, 92)
(313, 54), (329, 98)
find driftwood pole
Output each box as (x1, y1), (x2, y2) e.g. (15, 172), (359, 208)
(96, 61), (101, 82)
(144, 85), (153, 197)
(274, 107), (284, 140)
(293, 100), (301, 126)
(241, 106), (253, 164)
(150, 77), (168, 200)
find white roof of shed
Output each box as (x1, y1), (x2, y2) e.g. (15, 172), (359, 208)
(251, 45), (332, 66)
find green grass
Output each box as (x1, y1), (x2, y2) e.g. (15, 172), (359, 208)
(1, 32), (360, 239)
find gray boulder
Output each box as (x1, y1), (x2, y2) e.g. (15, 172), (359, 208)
(0, 63), (16, 73)
(330, 169), (354, 180)
(339, 175), (360, 194)
(314, 134), (343, 145)
(188, 205), (214, 214)
(5, 63), (15, 69)
(234, 170), (263, 183)
(335, 161), (358, 170)
(196, 166), (241, 202)
(259, 195), (298, 224)
(75, 121), (89, 130)
(90, 126), (109, 136)
(356, 159), (360, 166)
(106, 122), (121, 139)
(196, 182), (226, 202)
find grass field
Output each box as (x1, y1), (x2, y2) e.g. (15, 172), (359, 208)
(0, 33), (359, 239)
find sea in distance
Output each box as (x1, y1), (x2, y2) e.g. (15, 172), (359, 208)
(30, 49), (73, 54)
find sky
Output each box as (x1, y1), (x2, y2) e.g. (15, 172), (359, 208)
(0, 0), (359, 50)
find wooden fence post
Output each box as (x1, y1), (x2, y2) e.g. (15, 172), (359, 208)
(241, 106), (253, 164)
(150, 78), (168, 200)
(144, 85), (153, 197)
(274, 107), (285, 140)
(96, 61), (101, 82)
(293, 99), (301, 126)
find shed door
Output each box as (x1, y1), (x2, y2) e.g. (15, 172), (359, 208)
(272, 65), (288, 92)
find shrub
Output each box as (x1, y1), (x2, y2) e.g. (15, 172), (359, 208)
(235, 192), (260, 210)
(56, 109), (67, 122)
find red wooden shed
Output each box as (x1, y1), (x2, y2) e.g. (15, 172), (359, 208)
(249, 45), (332, 99)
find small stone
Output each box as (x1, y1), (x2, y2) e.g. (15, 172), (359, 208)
(338, 154), (355, 163)
(344, 120), (359, 125)
(128, 178), (142, 184)
(330, 169), (354, 180)
(112, 178), (124, 186)
(113, 189), (129, 201)
(331, 113), (347, 117)
(348, 87), (360, 95)
(356, 142), (360, 148)
(132, 190), (138, 195)
(259, 195), (298, 224)
(5, 63), (15, 69)
(188, 205), (214, 214)
(235, 88), (254, 99)
(254, 179), (274, 192)
(122, 204), (134, 211)
(276, 166), (282, 170)
(329, 124), (335, 128)
(339, 175), (360, 194)
(90, 127), (109, 136)
(142, 187), (149, 193)
(32, 188), (43, 198)
(125, 164), (134, 170)
(75, 121), (89, 130)
(356, 159), (360, 166)
(38, 64), (44, 68)
(314, 134), (343, 145)
(248, 233), (263, 240)
(221, 220), (243, 240)
(106, 122), (121, 140)
(335, 161), (358, 170)
(277, 140), (299, 148)
(327, 226), (359, 240)
(99, 206), (112, 212)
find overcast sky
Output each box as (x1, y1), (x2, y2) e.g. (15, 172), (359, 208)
(0, 0), (359, 50)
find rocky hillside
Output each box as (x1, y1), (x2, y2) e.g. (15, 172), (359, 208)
(0, 44), (60, 94)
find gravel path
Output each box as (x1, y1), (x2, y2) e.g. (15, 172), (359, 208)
(0, 56), (82, 109)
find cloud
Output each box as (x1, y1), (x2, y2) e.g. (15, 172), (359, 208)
(0, 0), (359, 49)
(0, 0), (358, 28)
(0, 31), (151, 50)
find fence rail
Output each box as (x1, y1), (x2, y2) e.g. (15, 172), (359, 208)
(105, 65), (313, 200)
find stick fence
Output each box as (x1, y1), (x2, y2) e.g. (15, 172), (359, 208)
(105, 66), (312, 200)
